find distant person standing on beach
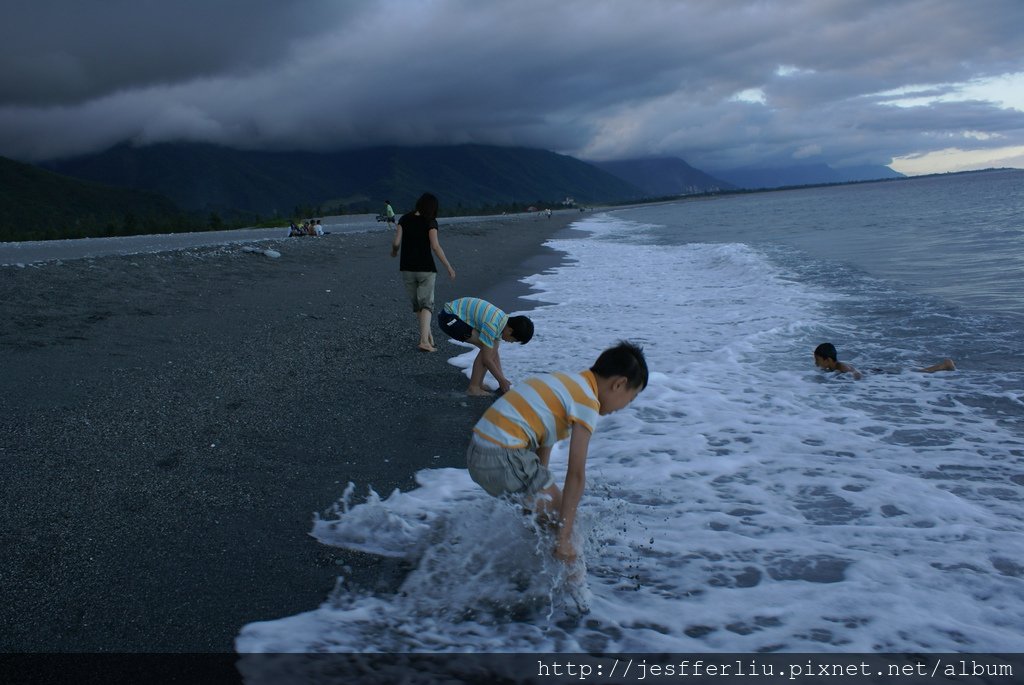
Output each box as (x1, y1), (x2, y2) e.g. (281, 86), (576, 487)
(438, 296), (534, 395)
(391, 192), (456, 352)
(384, 200), (396, 226)
(813, 342), (955, 380)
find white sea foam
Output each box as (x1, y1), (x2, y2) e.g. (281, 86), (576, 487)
(238, 214), (1024, 654)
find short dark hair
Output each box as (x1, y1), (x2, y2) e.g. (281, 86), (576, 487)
(591, 340), (648, 390)
(814, 342), (837, 361)
(415, 192), (439, 220)
(507, 315), (533, 344)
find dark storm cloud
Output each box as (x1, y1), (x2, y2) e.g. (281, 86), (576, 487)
(1, 0), (1023, 171)
(0, 0), (367, 106)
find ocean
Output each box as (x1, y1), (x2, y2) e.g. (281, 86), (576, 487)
(236, 170), (1024, 656)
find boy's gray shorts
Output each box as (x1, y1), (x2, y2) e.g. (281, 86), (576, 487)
(466, 436), (555, 497)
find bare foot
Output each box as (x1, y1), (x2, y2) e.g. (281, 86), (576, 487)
(417, 343), (437, 353)
(466, 386), (494, 396)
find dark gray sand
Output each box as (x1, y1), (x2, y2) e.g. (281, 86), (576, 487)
(0, 214), (577, 652)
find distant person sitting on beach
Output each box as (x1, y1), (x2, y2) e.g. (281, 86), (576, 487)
(288, 221), (303, 237)
(314, 219), (324, 236)
(467, 341), (648, 576)
(384, 200), (396, 226)
(813, 342), (956, 380)
(391, 192), (456, 352)
(438, 296), (534, 396)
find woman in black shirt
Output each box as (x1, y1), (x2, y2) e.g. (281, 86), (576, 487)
(390, 192), (457, 352)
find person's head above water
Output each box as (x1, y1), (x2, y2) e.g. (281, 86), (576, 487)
(814, 342), (838, 363)
(812, 341), (861, 377)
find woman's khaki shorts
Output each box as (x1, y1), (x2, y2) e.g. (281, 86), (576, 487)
(466, 436), (555, 497)
(402, 271), (436, 312)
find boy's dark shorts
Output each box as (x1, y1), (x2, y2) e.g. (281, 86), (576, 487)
(438, 310), (473, 342)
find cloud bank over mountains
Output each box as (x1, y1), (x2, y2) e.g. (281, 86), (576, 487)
(2, 0), (1023, 173)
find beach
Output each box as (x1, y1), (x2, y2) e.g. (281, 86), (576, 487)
(0, 213), (576, 652)
(233, 174), (1024, 656)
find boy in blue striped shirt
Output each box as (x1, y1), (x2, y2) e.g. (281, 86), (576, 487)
(438, 296), (535, 395)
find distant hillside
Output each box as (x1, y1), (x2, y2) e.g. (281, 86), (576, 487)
(0, 155), (194, 241)
(594, 157), (734, 196)
(44, 143), (645, 217)
(714, 163), (904, 190)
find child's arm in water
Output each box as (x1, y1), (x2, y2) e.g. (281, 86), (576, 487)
(554, 425), (592, 564)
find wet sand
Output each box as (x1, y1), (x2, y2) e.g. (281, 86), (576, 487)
(0, 213), (577, 652)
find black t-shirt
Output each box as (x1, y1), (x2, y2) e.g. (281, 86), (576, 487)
(398, 212), (438, 272)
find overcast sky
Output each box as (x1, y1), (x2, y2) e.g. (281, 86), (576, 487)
(2, 0), (1023, 174)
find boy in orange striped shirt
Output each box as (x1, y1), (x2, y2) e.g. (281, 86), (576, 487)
(467, 341), (649, 567)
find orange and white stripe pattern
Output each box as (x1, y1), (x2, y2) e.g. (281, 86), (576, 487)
(473, 370), (600, 449)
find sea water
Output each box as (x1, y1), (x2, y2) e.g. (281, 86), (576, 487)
(236, 170), (1024, 655)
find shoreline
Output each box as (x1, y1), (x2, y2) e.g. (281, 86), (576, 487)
(0, 209), (589, 267)
(0, 213), (577, 652)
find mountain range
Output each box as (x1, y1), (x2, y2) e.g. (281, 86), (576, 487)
(715, 163), (904, 189)
(592, 157), (735, 195)
(2, 141), (905, 241)
(42, 143), (647, 218)
(0, 155), (192, 242)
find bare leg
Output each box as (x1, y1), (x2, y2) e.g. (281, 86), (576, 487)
(467, 350), (493, 395)
(416, 309), (436, 352)
(918, 358), (956, 373)
(531, 484), (562, 528)
(491, 346), (506, 389)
